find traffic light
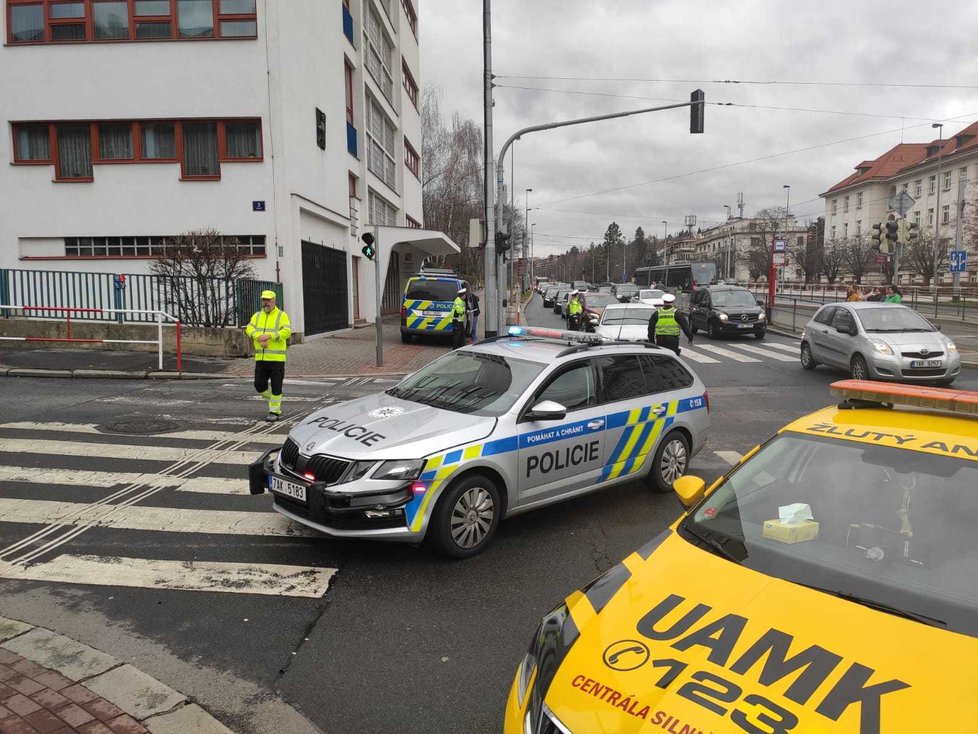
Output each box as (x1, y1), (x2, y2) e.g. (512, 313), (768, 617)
(690, 89), (705, 134)
(871, 222), (883, 251)
(906, 221), (919, 242)
(494, 229), (512, 254)
(360, 232), (375, 260)
(884, 219), (898, 254)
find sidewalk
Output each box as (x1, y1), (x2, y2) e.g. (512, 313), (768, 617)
(0, 617), (232, 734)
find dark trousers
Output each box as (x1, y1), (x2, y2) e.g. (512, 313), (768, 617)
(254, 361), (285, 395)
(655, 334), (681, 355)
(452, 320), (466, 349)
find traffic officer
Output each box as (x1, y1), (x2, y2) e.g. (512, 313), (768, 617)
(452, 287), (468, 349)
(567, 290), (584, 331)
(245, 290), (291, 422)
(646, 293), (693, 355)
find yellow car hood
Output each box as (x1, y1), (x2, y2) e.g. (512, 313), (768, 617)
(546, 531), (978, 734)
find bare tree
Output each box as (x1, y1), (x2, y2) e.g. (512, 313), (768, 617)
(841, 236), (875, 284)
(150, 229), (256, 327)
(739, 237), (771, 281)
(821, 239), (848, 284)
(902, 230), (949, 287)
(793, 238), (822, 284)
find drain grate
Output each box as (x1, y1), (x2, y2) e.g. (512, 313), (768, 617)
(99, 418), (182, 435)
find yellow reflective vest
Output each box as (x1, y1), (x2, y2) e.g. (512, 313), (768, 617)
(246, 307), (292, 362)
(568, 298), (583, 316)
(452, 297), (466, 322)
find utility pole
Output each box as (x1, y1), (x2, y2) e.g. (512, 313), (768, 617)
(482, 0), (497, 336)
(953, 171), (966, 297)
(931, 122), (944, 293)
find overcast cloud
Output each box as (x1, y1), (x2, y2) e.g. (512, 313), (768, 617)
(420, 0), (978, 257)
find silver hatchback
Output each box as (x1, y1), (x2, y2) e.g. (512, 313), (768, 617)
(800, 302), (961, 385)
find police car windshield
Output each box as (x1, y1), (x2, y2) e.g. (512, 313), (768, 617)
(680, 433), (978, 637)
(386, 351), (544, 416)
(711, 290), (756, 308)
(406, 280), (458, 302)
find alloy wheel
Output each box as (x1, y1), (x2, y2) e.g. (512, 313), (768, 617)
(660, 439), (688, 486)
(450, 487), (495, 549)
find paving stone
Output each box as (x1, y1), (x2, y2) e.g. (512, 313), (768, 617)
(0, 620), (32, 644)
(144, 704), (235, 734)
(0, 652), (23, 666)
(0, 666), (18, 682)
(53, 702), (95, 729)
(23, 709), (65, 733)
(81, 699), (125, 724)
(78, 722), (114, 734)
(10, 661), (47, 680)
(6, 678), (46, 697)
(0, 715), (39, 734)
(2, 630), (118, 682)
(29, 688), (69, 711)
(84, 666), (184, 721)
(31, 674), (73, 693)
(60, 685), (98, 706)
(105, 714), (148, 734)
(4, 693), (41, 717)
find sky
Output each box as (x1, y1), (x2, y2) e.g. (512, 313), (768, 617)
(419, 0), (978, 258)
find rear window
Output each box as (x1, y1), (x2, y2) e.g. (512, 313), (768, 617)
(405, 279), (459, 302)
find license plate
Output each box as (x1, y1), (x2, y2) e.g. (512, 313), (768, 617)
(737, 323), (752, 329)
(910, 359), (942, 368)
(269, 476), (307, 502)
(421, 310), (447, 317)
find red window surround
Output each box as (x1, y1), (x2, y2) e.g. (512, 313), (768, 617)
(6, 0), (258, 45)
(11, 118), (263, 182)
(345, 61), (355, 125)
(404, 139), (419, 178)
(400, 0), (416, 37)
(401, 59), (419, 110)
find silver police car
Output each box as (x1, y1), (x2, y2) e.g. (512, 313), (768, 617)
(250, 326), (711, 557)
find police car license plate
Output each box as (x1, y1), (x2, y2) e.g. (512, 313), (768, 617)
(269, 476), (306, 502)
(422, 310), (446, 317)
(910, 359), (942, 368)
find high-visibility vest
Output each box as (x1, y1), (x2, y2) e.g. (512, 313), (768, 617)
(568, 299), (583, 316)
(655, 307), (681, 337)
(245, 307), (292, 362)
(453, 297), (466, 321)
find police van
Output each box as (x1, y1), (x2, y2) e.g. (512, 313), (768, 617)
(400, 267), (469, 343)
(250, 326), (711, 557)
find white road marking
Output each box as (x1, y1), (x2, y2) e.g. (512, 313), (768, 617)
(679, 348), (721, 364)
(0, 439), (257, 465)
(0, 555), (335, 598)
(714, 450), (744, 466)
(0, 467), (249, 495)
(764, 342), (801, 354)
(0, 422), (286, 445)
(694, 344), (762, 363)
(247, 396), (324, 402)
(96, 397), (197, 406)
(0, 498), (313, 537)
(725, 343), (798, 362)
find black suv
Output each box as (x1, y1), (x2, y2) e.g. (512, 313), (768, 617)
(688, 285), (767, 340)
(611, 283), (639, 303)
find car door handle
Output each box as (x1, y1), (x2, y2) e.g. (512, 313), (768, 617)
(587, 420), (605, 430)
(652, 406), (667, 416)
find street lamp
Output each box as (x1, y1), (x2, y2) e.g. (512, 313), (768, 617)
(523, 188), (532, 292)
(782, 185), (790, 284)
(530, 223), (536, 284)
(932, 123), (944, 292)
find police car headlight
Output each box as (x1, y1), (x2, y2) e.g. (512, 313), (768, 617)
(717, 312), (729, 322)
(869, 338), (894, 355)
(345, 461), (376, 482)
(372, 459), (426, 481)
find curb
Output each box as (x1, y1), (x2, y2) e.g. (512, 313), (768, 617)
(0, 616), (233, 734)
(0, 368), (227, 380)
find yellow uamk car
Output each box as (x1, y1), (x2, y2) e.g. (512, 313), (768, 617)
(505, 380), (978, 734)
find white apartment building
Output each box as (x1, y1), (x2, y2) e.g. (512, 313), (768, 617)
(822, 122), (978, 284)
(1, 0), (450, 337)
(689, 215), (806, 282)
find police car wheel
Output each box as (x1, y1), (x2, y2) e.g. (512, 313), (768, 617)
(651, 432), (690, 493)
(429, 474), (501, 558)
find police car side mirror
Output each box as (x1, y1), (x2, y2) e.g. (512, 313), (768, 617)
(525, 400), (567, 422)
(673, 475), (706, 508)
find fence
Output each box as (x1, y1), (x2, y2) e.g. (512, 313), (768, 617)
(0, 269), (281, 327)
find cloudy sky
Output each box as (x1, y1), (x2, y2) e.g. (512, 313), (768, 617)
(420, 0), (978, 257)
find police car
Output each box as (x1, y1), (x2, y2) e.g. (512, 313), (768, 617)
(250, 326), (711, 557)
(400, 267), (469, 343)
(505, 380), (978, 733)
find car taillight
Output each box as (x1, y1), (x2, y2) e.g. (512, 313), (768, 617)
(704, 390), (710, 413)
(400, 306), (408, 318)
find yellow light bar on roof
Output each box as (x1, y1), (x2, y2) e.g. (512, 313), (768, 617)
(831, 379), (978, 416)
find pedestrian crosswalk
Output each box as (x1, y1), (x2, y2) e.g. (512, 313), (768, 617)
(0, 417), (336, 598)
(678, 339), (800, 366)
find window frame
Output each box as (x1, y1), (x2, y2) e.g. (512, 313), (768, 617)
(518, 359), (597, 422)
(345, 60), (356, 125)
(595, 354), (648, 406)
(54, 122), (95, 182)
(404, 138), (420, 178)
(6, 0), (256, 43)
(400, 0), (416, 37)
(365, 94), (397, 191)
(11, 123), (54, 164)
(40, 234), (266, 261)
(406, 214), (421, 228)
(401, 59), (419, 109)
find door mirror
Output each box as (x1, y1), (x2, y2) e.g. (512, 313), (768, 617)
(935, 324), (942, 332)
(673, 475), (706, 508)
(837, 323), (855, 335)
(525, 400), (567, 422)
(756, 299), (766, 307)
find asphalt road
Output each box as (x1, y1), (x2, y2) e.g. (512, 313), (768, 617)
(0, 305), (975, 734)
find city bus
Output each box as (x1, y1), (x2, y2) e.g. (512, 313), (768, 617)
(633, 262), (717, 291)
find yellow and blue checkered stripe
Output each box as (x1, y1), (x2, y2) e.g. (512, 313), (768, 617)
(598, 402), (679, 482)
(402, 299), (454, 332)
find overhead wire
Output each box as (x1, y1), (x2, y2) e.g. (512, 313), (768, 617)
(495, 75), (978, 90)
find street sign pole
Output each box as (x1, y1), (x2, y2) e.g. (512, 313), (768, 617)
(953, 176), (966, 298)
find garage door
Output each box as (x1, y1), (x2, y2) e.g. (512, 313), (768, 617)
(301, 241), (349, 336)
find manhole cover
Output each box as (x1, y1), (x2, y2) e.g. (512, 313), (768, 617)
(100, 418), (181, 435)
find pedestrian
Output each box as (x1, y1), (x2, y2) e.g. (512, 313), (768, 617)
(867, 287), (883, 302)
(846, 285), (859, 302)
(859, 285), (872, 301)
(467, 290), (481, 343)
(884, 285), (903, 303)
(452, 287), (468, 349)
(647, 293), (693, 355)
(245, 290), (291, 422)
(567, 290), (584, 331)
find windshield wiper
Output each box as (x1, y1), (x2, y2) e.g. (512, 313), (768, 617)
(796, 583), (946, 628)
(681, 524), (744, 563)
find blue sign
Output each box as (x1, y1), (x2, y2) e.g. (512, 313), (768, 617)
(950, 250), (967, 272)
(252, 200), (266, 212)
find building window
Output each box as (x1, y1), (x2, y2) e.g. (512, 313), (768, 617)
(830, 199), (837, 215)
(182, 122), (220, 177)
(368, 189), (397, 226)
(61, 234), (265, 258)
(401, 0), (416, 36)
(345, 61), (355, 124)
(843, 223), (848, 238)
(928, 208), (934, 225)
(7, 0), (257, 43)
(915, 179), (922, 196)
(843, 196), (849, 212)
(97, 123), (134, 160)
(365, 95), (396, 190)
(942, 204), (951, 224)
(856, 192), (863, 209)
(406, 215), (421, 228)
(404, 138), (419, 178)
(856, 220), (862, 234)
(12, 124), (51, 162)
(929, 176), (936, 194)
(943, 171), (952, 191)
(141, 122), (177, 159)
(56, 124), (94, 180)
(224, 121), (262, 159)
(349, 172), (358, 198)
(913, 210), (921, 226)
(402, 60), (419, 109)
(364, 5), (395, 102)
(830, 226), (836, 239)
(901, 182), (908, 192)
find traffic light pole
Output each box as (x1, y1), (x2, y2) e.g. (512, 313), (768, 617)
(374, 225), (382, 368)
(482, 0), (498, 337)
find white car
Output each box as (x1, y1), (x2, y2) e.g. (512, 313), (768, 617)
(634, 288), (665, 307)
(593, 303), (656, 342)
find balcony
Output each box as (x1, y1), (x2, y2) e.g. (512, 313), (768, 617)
(342, 4), (354, 44)
(347, 122), (358, 157)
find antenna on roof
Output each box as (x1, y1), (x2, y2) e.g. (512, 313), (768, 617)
(737, 192), (745, 219)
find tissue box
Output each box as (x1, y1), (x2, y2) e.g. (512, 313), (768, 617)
(763, 519), (820, 544)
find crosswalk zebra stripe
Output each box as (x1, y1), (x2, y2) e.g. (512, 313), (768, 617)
(724, 343), (798, 362)
(0, 555), (335, 598)
(0, 422), (286, 446)
(0, 498), (312, 538)
(0, 467), (247, 495)
(714, 450), (744, 466)
(763, 342), (801, 354)
(693, 344), (761, 363)
(0, 439), (257, 465)
(678, 348), (720, 364)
